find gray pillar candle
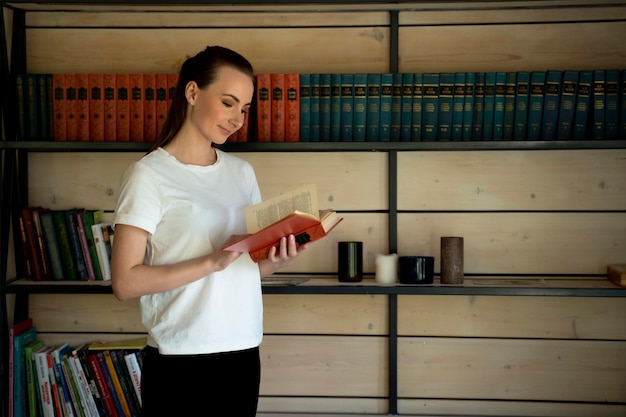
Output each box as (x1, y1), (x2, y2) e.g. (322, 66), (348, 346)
(440, 236), (464, 284)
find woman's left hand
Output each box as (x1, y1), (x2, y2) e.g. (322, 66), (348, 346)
(259, 234), (308, 275)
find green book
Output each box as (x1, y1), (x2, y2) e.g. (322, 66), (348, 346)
(319, 73), (331, 141)
(379, 73), (393, 141)
(527, 71), (546, 140)
(451, 71), (465, 141)
(437, 72), (453, 141)
(340, 73), (354, 141)
(366, 73), (381, 141)
(13, 326), (38, 417)
(400, 72), (413, 142)
(299, 73), (311, 142)
(513, 71), (530, 140)
(573, 70), (592, 140)
(556, 70), (578, 140)
(52, 210), (78, 280)
(503, 71), (517, 139)
(422, 72), (439, 141)
(542, 70), (562, 139)
(24, 339), (45, 417)
(39, 210), (65, 280)
(353, 73), (367, 142)
(411, 72), (423, 141)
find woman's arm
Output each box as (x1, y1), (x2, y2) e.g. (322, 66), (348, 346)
(258, 234), (309, 278)
(110, 224), (242, 301)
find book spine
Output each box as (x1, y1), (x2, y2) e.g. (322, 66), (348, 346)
(248, 222), (330, 263)
(86, 353), (118, 417)
(88, 74), (105, 142)
(462, 71), (476, 140)
(573, 70), (593, 140)
(111, 350), (140, 417)
(309, 73), (321, 141)
(25, 73), (39, 141)
(255, 73), (272, 142)
(155, 73), (168, 140)
(123, 353), (142, 407)
(52, 74), (67, 141)
(91, 224), (111, 280)
(143, 73), (157, 143)
(270, 73), (285, 142)
(542, 70), (562, 139)
(35, 351), (54, 417)
(72, 353), (101, 417)
(285, 73), (300, 142)
(492, 71), (506, 140)
(65, 74), (79, 141)
(451, 71), (466, 141)
(353, 73), (368, 142)
(482, 72), (496, 140)
(503, 71), (517, 140)
(45, 353), (64, 417)
(16, 73), (26, 140)
(527, 71), (546, 140)
(65, 209), (89, 281)
(437, 72), (454, 141)
(103, 351), (132, 417)
(36, 74), (52, 141)
(513, 71), (530, 140)
(318, 73), (331, 141)
(44, 74), (55, 141)
(593, 69), (606, 140)
(410, 72), (422, 142)
(299, 73), (311, 142)
(31, 208), (52, 280)
(76, 212), (96, 281)
(400, 72), (413, 142)
(39, 211), (65, 280)
(116, 73), (131, 142)
(330, 73), (341, 141)
(17, 213), (34, 280)
(76, 348), (107, 417)
(367, 73), (382, 141)
(621, 69), (626, 139)
(556, 70), (579, 140)
(103, 74), (117, 142)
(129, 73), (144, 142)
(62, 357), (86, 417)
(422, 73), (439, 141)
(76, 73), (90, 141)
(340, 73), (354, 141)
(53, 210), (78, 280)
(605, 69), (619, 140)
(390, 73), (402, 141)
(21, 208), (44, 281)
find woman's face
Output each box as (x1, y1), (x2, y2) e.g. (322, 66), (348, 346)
(188, 66), (254, 144)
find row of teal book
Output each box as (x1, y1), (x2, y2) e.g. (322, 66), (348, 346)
(298, 69), (626, 142)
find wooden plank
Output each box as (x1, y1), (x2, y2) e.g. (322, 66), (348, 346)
(397, 212), (626, 275)
(399, 21), (626, 72)
(397, 150), (626, 211)
(264, 294), (387, 335)
(398, 295), (626, 340)
(398, 337), (626, 403)
(26, 10), (389, 27)
(260, 335), (387, 397)
(398, 399), (626, 417)
(26, 27), (390, 74)
(35, 332), (147, 348)
(258, 400), (387, 415)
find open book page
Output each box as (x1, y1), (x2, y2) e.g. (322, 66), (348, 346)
(245, 183), (319, 234)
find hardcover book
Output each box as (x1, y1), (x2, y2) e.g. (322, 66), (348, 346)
(310, 73), (321, 141)
(116, 73), (131, 142)
(255, 73), (272, 142)
(527, 71), (546, 140)
(366, 73), (381, 141)
(299, 73), (311, 142)
(38, 73), (54, 141)
(604, 69), (619, 140)
(24, 73), (39, 141)
(31, 207), (52, 280)
(592, 70), (606, 140)
(451, 71), (466, 141)
(503, 71), (517, 140)
(52, 73), (67, 141)
(470, 72), (483, 140)
(223, 184), (343, 263)
(400, 72), (413, 141)
(492, 71), (506, 140)
(65, 74), (79, 141)
(411, 72), (423, 141)
(16, 73), (26, 140)
(556, 70), (578, 140)
(482, 72), (496, 140)
(76, 73), (90, 141)
(39, 210), (65, 280)
(353, 73), (368, 142)
(437, 72), (454, 141)
(270, 73), (285, 142)
(330, 73), (341, 141)
(379, 73), (393, 141)
(53, 210), (78, 280)
(542, 70), (562, 140)
(8, 318), (35, 417)
(129, 73), (144, 142)
(318, 73), (331, 140)
(103, 73), (117, 142)
(64, 208), (89, 281)
(390, 73), (402, 141)
(285, 73), (300, 142)
(88, 73), (105, 142)
(422, 73), (439, 141)
(573, 70), (592, 140)
(340, 73), (354, 141)
(513, 71), (530, 140)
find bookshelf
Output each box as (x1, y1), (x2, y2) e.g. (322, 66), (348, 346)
(2, 1), (626, 416)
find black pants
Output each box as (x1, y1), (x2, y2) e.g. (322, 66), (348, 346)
(141, 346), (261, 417)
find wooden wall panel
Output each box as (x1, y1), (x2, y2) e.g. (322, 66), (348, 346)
(397, 212), (626, 274)
(260, 335), (387, 397)
(258, 397), (387, 414)
(264, 294), (387, 335)
(398, 295), (626, 340)
(399, 21), (626, 73)
(26, 27), (390, 74)
(397, 150), (626, 211)
(398, 337), (626, 403)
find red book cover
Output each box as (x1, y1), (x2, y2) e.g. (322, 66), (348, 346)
(129, 73), (144, 142)
(86, 353), (120, 417)
(103, 74), (117, 142)
(88, 73), (105, 142)
(255, 73), (271, 142)
(76, 73), (90, 141)
(223, 210), (342, 263)
(17, 212), (33, 280)
(21, 208), (44, 280)
(143, 73), (157, 142)
(52, 73), (67, 141)
(65, 74), (78, 141)
(270, 73), (285, 141)
(155, 73), (168, 139)
(167, 73), (178, 113)
(116, 73), (130, 142)
(285, 73), (300, 142)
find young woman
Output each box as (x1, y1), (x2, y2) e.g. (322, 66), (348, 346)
(110, 46), (307, 416)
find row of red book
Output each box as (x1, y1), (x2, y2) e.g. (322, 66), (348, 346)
(9, 318), (145, 417)
(18, 207), (113, 282)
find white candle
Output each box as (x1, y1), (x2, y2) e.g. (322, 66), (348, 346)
(375, 253), (398, 285)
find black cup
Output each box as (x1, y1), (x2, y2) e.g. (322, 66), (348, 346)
(398, 256), (434, 284)
(338, 241), (363, 282)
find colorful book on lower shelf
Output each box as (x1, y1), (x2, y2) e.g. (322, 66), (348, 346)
(223, 183), (343, 263)
(9, 318), (35, 417)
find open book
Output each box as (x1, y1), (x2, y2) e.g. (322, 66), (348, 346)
(223, 184), (343, 262)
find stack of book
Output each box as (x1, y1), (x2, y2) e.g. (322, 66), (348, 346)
(18, 207), (113, 282)
(16, 69), (626, 143)
(9, 318), (145, 417)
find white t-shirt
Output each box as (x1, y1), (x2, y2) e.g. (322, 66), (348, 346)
(114, 147), (263, 355)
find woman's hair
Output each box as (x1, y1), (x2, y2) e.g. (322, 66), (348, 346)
(149, 45), (255, 151)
